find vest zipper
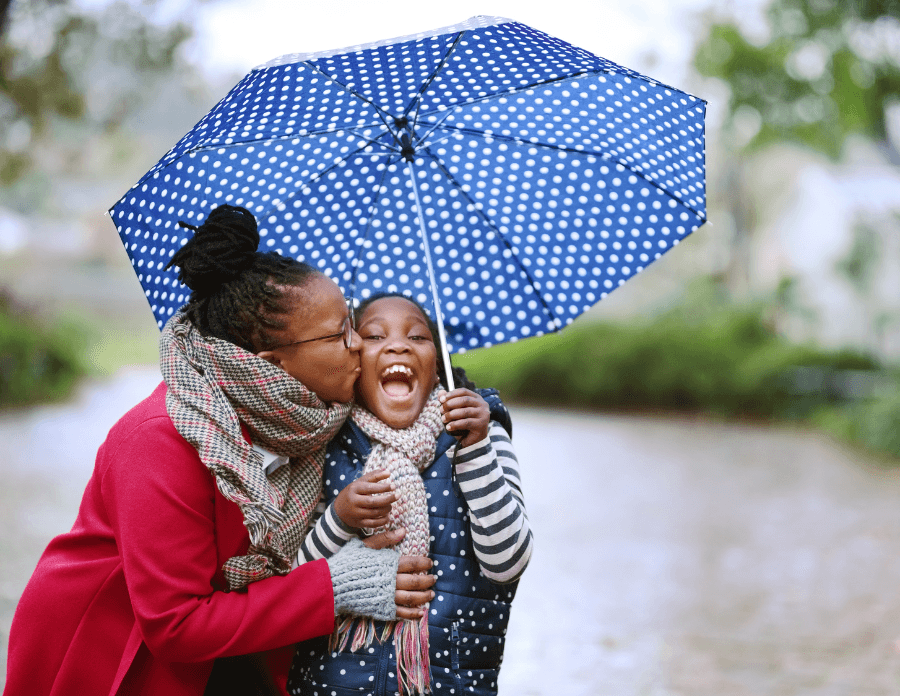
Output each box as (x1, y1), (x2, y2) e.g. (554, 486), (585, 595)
(450, 620), (462, 691)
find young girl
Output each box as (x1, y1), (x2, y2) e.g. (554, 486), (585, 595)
(288, 293), (533, 696)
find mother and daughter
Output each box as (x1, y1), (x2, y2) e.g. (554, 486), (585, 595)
(5, 204), (532, 696)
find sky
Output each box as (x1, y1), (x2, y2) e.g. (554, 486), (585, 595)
(178, 0), (758, 90)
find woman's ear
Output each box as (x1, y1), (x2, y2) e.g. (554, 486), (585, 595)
(256, 350), (282, 368)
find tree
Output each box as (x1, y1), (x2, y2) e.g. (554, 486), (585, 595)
(695, 0), (900, 158)
(692, 0), (900, 297)
(0, 0), (194, 187)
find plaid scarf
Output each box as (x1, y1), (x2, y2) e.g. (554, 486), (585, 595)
(159, 312), (351, 591)
(333, 389), (444, 695)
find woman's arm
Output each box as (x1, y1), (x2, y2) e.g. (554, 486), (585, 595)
(100, 416), (336, 663)
(453, 421), (533, 584)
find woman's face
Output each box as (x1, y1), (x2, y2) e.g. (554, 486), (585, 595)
(355, 296), (439, 429)
(257, 274), (362, 404)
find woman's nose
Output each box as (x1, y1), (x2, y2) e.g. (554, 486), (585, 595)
(348, 328), (363, 352)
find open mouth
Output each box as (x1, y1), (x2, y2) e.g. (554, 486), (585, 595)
(380, 364), (416, 399)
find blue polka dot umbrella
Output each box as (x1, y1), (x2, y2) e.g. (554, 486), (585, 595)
(109, 15), (707, 388)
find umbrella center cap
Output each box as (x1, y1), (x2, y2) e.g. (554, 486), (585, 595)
(394, 117), (415, 162)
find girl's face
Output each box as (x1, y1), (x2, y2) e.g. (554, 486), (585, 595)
(355, 297), (439, 429)
(257, 274), (362, 404)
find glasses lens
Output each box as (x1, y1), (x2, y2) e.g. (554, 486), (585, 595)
(342, 316), (353, 349)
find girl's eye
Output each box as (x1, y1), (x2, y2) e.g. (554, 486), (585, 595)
(410, 335), (431, 342)
(363, 334), (384, 341)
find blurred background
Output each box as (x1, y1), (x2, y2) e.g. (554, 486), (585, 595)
(2, 0), (900, 693)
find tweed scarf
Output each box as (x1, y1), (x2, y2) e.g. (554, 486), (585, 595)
(159, 312), (351, 591)
(332, 389), (444, 695)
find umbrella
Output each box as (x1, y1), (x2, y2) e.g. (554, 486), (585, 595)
(109, 15), (707, 389)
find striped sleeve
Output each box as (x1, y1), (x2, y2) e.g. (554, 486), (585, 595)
(297, 499), (357, 565)
(453, 421), (533, 584)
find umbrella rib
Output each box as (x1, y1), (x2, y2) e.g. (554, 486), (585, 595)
(251, 141), (385, 221)
(418, 147), (563, 332)
(406, 30), (466, 128)
(348, 162), (395, 301)
(416, 67), (705, 120)
(412, 110), (455, 149)
(301, 61), (404, 149)
(427, 123), (708, 223)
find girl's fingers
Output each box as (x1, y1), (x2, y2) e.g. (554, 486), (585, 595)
(394, 589), (434, 609)
(440, 395), (478, 411)
(445, 418), (481, 432)
(353, 490), (397, 507)
(397, 555), (433, 575)
(359, 515), (391, 528)
(358, 470), (391, 483)
(442, 406), (483, 423)
(352, 481), (395, 497)
(396, 606), (425, 620)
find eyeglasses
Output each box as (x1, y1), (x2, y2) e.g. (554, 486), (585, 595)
(269, 309), (354, 351)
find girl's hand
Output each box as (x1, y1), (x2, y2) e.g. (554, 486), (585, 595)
(362, 528), (436, 619)
(439, 389), (490, 448)
(333, 470), (397, 530)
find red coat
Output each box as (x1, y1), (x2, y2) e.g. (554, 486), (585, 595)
(5, 382), (335, 696)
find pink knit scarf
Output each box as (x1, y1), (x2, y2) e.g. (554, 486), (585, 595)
(332, 389), (444, 694)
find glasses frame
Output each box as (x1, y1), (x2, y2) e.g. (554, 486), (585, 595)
(268, 300), (355, 351)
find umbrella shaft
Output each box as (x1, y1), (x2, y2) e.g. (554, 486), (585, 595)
(406, 161), (455, 391)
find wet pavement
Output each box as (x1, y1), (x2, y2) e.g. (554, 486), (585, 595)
(3, 368), (900, 694)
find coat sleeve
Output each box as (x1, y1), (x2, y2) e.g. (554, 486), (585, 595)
(99, 414), (336, 663)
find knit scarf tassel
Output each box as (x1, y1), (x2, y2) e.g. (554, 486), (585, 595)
(331, 391), (444, 695)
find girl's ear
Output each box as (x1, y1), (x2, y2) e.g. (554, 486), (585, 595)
(256, 350), (282, 368)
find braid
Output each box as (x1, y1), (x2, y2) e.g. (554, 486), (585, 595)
(167, 205), (319, 353)
(354, 292), (476, 390)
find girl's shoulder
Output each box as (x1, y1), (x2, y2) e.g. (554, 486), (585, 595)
(476, 387), (512, 438)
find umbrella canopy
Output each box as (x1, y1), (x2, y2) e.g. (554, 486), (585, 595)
(110, 15), (706, 367)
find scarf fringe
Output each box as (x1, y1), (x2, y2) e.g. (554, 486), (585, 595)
(328, 616), (431, 696)
(329, 614), (431, 695)
(394, 613), (432, 695)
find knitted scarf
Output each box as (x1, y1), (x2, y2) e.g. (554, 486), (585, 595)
(159, 311), (351, 591)
(332, 389), (444, 695)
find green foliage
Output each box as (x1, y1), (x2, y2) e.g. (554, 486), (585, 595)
(814, 375), (900, 460)
(455, 280), (879, 421)
(0, 292), (87, 408)
(0, 0), (195, 186)
(693, 0), (900, 157)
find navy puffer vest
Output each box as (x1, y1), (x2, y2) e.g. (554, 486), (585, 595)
(288, 389), (516, 696)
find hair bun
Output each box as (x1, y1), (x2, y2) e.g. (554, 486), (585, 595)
(166, 205), (261, 295)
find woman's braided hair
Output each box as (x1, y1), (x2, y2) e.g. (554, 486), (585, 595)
(353, 292), (476, 391)
(166, 205), (318, 353)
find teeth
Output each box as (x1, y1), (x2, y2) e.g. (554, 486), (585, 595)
(382, 365), (413, 378)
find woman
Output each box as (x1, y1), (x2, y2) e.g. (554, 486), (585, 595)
(4, 207), (434, 696)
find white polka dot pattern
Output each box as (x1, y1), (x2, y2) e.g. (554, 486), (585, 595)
(109, 17), (707, 353)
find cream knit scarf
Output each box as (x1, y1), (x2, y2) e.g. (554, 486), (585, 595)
(333, 388), (444, 695)
(159, 311), (351, 591)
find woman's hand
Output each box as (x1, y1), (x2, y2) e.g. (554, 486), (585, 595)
(333, 470), (397, 530)
(439, 388), (490, 448)
(363, 528), (436, 619)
